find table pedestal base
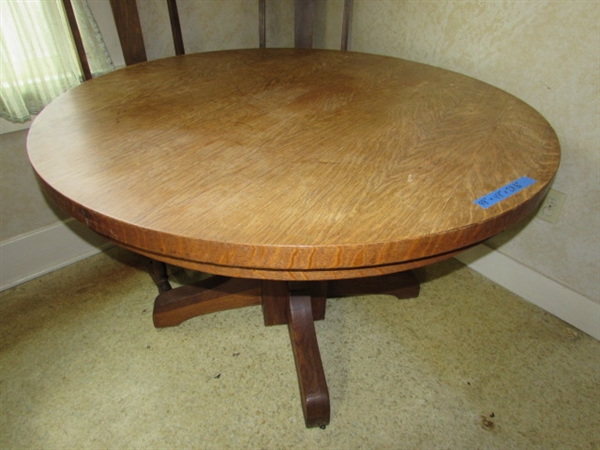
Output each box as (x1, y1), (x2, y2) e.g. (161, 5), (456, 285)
(149, 262), (419, 428)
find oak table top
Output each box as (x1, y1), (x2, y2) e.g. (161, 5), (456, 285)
(28, 48), (560, 281)
(27, 49), (560, 428)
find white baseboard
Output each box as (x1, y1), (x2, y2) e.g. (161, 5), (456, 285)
(0, 219), (111, 291)
(456, 244), (600, 340)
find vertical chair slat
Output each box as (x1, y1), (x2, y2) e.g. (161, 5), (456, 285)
(259, 0), (266, 48)
(61, 0), (93, 80)
(294, 0), (316, 49)
(166, 0), (185, 55)
(109, 0), (147, 66)
(341, 0), (353, 51)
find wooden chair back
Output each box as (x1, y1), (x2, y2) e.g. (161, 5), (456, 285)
(64, 0), (354, 81)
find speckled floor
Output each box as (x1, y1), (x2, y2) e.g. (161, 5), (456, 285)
(1, 247), (598, 449)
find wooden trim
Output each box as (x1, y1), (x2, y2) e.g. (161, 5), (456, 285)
(61, 0), (92, 80)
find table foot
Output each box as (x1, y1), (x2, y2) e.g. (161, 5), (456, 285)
(260, 281), (330, 427)
(286, 291), (330, 428)
(153, 277), (261, 328)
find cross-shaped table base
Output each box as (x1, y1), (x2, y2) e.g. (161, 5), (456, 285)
(145, 259), (419, 428)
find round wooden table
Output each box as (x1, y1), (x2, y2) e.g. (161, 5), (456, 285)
(27, 49), (560, 428)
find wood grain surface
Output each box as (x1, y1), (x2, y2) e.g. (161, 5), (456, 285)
(27, 49), (560, 280)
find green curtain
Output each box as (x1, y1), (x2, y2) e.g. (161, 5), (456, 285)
(0, 0), (114, 123)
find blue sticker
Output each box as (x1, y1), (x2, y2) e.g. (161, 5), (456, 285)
(474, 176), (537, 209)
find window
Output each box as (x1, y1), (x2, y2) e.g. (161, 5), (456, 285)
(0, 0), (113, 123)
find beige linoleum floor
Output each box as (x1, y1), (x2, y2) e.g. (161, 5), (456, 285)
(1, 247), (598, 449)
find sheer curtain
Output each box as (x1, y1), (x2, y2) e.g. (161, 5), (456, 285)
(0, 0), (113, 123)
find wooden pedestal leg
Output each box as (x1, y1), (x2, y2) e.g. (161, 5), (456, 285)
(287, 292), (330, 428)
(153, 277), (261, 328)
(262, 281), (330, 428)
